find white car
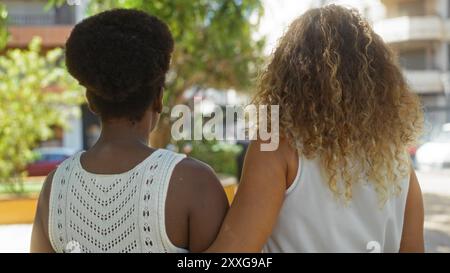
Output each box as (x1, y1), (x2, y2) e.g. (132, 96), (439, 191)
(416, 124), (450, 170)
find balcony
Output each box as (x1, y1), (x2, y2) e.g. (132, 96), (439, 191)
(8, 13), (56, 25)
(8, 11), (75, 26)
(3, 1), (79, 48)
(374, 16), (444, 44)
(5, 9), (76, 48)
(7, 25), (73, 48)
(5, 0), (78, 25)
(404, 70), (445, 94)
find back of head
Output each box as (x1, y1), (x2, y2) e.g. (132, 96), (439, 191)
(255, 5), (423, 203)
(65, 9), (174, 121)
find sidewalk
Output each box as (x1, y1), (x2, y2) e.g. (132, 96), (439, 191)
(0, 224), (32, 253)
(423, 193), (450, 252)
(418, 170), (450, 252)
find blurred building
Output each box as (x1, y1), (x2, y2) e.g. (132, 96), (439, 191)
(3, 0), (85, 49)
(3, 0), (89, 151)
(374, 0), (450, 139)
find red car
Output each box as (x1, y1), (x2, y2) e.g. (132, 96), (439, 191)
(408, 146), (417, 157)
(26, 148), (75, 176)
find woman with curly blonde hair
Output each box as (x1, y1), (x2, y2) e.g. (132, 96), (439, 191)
(208, 5), (424, 252)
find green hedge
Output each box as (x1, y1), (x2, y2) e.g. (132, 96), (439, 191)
(177, 140), (242, 177)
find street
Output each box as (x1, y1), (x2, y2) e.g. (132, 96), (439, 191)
(0, 170), (449, 253)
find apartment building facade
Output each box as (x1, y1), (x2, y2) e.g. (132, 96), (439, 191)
(375, 0), (450, 139)
(3, 0), (92, 151)
(4, 0), (86, 49)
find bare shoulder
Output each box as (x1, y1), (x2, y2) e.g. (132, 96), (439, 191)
(250, 135), (296, 159)
(175, 157), (217, 176)
(170, 157), (226, 200)
(30, 169), (57, 252)
(168, 156), (229, 252)
(39, 170), (56, 212)
(241, 137), (295, 187)
(37, 170), (57, 225)
(399, 168), (424, 252)
(248, 136), (298, 185)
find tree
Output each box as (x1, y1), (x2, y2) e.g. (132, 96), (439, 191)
(50, 0), (266, 147)
(0, 38), (82, 190)
(0, 3), (8, 49)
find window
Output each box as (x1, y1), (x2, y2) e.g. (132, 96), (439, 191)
(397, 0), (425, 17)
(448, 0), (450, 18)
(448, 44), (450, 69)
(5, 0), (76, 25)
(54, 5), (76, 25)
(399, 48), (427, 70)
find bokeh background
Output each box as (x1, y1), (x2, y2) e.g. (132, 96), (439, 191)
(0, 0), (449, 252)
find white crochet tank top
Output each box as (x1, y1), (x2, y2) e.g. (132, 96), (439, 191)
(48, 149), (187, 253)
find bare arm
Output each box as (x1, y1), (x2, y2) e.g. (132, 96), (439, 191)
(206, 139), (291, 252)
(167, 158), (229, 252)
(187, 162), (229, 252)
(30, 171), (55, 253)
(399, 168), (425, 252)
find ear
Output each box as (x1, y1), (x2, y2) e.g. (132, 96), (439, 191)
(152, 88), (164, 114)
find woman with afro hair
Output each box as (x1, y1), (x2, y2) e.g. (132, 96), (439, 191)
(31, 9), (228, 253)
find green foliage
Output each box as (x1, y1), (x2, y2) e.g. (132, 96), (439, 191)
(178, 140), (242, 177)
(0, 38), (83, 189)
(0, 3), (8, 49)
(63, 0), (264, 97)
(49, 0), (265, 147)
(0, 180), (43, 196)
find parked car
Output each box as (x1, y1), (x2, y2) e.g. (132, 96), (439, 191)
(26, 147), (76, 176)
(416, 123), (450, 170)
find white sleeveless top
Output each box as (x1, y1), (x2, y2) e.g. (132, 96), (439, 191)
(48, 149), (187, 253)
(263, 155), (410, 253)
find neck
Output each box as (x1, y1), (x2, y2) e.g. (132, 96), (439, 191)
(96, 119), (150, 147)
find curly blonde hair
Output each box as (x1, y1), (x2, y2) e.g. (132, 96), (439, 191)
(254, 5), (423, 203)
